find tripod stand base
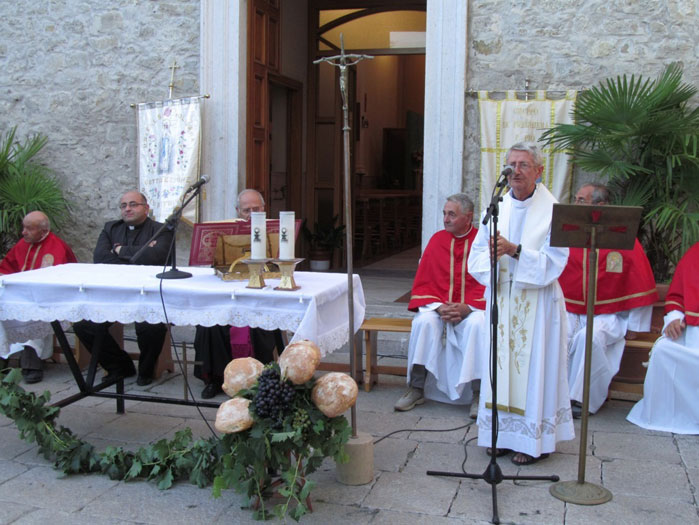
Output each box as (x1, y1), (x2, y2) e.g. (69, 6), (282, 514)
(156, 269), (192, 279)
(549, 480), (612, 505)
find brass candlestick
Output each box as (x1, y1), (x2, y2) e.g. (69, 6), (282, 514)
(272, 258), (304, 291)
(243, 258), (270, 289)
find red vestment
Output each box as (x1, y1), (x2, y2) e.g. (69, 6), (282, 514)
(559, 239), (657, 316)
(665, 242), (699, 326)
(408, 227), (485, 312)
(0, 232), (77, 275)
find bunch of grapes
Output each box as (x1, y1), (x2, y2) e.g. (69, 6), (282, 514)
(254, 368), (296, 425)
(292, 409), (311, 431)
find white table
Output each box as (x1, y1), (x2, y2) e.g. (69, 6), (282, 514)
(0, 263), (366, 409)
(0, 263), (365, 355)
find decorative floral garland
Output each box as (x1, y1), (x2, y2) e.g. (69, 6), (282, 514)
(0, 366), (350, 521)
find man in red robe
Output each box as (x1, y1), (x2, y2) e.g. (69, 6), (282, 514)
(394, 193), (486, 411)
(0, 211), (77, 382)
(559, 183), (658, 417)
(627, 242), (699, 433)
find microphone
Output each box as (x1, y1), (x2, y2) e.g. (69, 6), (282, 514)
(496, 165), (513, 187)
(185, 175), (210, 192)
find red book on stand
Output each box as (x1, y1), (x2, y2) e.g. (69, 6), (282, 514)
(188, 219), (301, 266)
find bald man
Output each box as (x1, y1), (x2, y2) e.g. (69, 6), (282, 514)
(0, 211), (77, 383)
(193, 189), (284, 398)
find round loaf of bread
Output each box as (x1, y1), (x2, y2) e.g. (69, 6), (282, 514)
(279, 340), (321, 385)
(222, 357), (264, 397)
(311, 372), (358, 418)
(215, 397), (253, 433)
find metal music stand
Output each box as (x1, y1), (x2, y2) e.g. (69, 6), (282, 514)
(549, 203), (641, 505)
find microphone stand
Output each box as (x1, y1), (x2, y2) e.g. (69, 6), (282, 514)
(426, 173), (558, 524)
(130, 186), (202, 279)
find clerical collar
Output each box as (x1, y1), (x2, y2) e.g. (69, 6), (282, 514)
(454, 224), (473, 238)
(128, 225), (135, 230)
(512, 185), (537, 202)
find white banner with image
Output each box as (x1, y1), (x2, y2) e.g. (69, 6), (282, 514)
(138, 97), (201, 223)
(478, 90), (577, 214)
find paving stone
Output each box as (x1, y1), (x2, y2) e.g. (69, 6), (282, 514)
(353, 409), (420, 438)
(451, 482), (564, 524)
(403, 441), (471, 475)
(289, 502), (376, 524)
(11, 507), (132, 525)
(587, 400), (663, 435)
(0, 426), (36, 460)
(593, 430), (680, 463)
(0, 459), (28, 484)
(373, 437), (418, 472)
(602, 457), (693, 501)
(362, 471), (458, 515)
(408, 415), (473, 443)
(677, 435), (699, 469)
(84, 412), (184, 444)
(0, 466), (118, 513)
(371, 508), (465, 524)
(0, 501), (35, 524)
(511, 451), (602, 487)
(55, 407), (121, 436)
(87, 479), (235, 524)
(306, 466), (376, 506)
(565, 493), (699, 525)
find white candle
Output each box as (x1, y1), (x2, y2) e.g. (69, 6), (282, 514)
(279, 211), (295, 259)
(250, 212), (266, 259)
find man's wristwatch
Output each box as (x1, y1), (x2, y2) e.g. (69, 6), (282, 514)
(513, 244), (522, 259)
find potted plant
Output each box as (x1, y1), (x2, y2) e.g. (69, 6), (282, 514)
(541, 63), (699, 283)
(0, 126), (71, 256)
(302, 216), (345, 271)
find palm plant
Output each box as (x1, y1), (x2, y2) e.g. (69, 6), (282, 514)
(0, 127), (71, 256)
(541, 63), (699, 282)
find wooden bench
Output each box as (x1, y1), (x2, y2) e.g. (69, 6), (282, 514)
(315, 317), (410, 389)
(361, 317), (411, 392)
(609, 332), (660, 396)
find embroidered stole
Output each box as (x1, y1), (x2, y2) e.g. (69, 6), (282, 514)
(485, 186), (553, 415)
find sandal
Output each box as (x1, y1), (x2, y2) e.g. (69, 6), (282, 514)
(486, 447), (512, 457)
(511, 452), (549, 466)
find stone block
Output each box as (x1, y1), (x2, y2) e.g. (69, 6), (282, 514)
(362, 471), (458, 515)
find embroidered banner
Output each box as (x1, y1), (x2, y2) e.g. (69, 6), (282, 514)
(478, 90), (577, 214)
(138, 97), (201, 223)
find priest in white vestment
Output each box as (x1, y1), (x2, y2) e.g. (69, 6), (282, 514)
(468, 142), (574, 466)
(627, 242), (699, 434)
(394, 194), (486, 411)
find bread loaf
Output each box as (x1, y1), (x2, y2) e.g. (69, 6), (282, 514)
(215, 397), (254, 433)
(279, 340), (321, 385)
(222, 357), (264, 397)
(311, 372), (358, 418)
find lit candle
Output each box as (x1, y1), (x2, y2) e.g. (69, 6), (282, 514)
(250, 212), (266, 259)
(279, 211), (295, 259)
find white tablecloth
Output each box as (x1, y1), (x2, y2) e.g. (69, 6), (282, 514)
(0, 263), (366, 356)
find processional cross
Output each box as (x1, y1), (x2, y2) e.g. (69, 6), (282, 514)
(313, 36), (372, 436)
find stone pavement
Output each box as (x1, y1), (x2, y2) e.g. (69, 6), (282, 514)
(1, 257), (699, 524)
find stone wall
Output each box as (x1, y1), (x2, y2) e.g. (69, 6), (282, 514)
(463, 0), (698, 201)
(0, 1), (200, 261)
(2, 0), (697, 258)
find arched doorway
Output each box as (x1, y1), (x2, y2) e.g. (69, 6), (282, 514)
(307, 2), (426, 267)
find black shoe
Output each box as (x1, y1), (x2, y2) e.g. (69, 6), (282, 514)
(136, 375), (152, 386)
(103, 367), (136, 383)
(571, 401), (586, 419)
(22, 369), (43, 384)
(201, 383), (222, 399)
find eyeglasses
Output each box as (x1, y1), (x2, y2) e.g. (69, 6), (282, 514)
(510, 162), (533, 171)
(119, 202), (146, 210)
